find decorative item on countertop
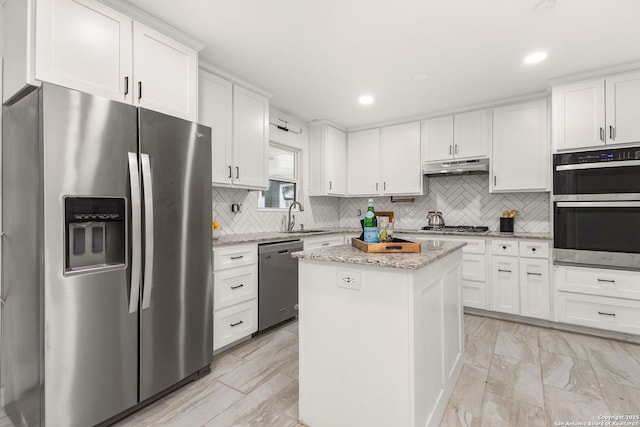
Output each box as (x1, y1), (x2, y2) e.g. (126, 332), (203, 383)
(363, 199), (379, 243)
(352, 237), (421, 253)
(499, 210), (517, 233)
(212, 221), (222, 239)
(378, 216), (394, 242)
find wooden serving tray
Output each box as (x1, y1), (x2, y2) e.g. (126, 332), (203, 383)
(352, 238), (421, 253)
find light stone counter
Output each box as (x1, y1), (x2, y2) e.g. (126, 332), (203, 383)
(291, 240), (466, 270)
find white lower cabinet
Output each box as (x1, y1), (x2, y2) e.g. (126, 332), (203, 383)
(303, 235), (345, 250)
(554, 265), (640, 335)
(491, 255), (520, 315)
(519, 258), (551, 319)
(212, 244), (258, 351)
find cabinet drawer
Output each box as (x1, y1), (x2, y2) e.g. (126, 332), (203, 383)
(213, 299), (257, 350)
(519, 241), (549, 259)
(412, 236), (485, 254)
(491, 240), (519, 256)
(303, 235), (344, 250)
(555, 266), (640, 301)
(213, 244), (257, 271)
(556, 291), (640, 335)
(214, 265), (257, 310)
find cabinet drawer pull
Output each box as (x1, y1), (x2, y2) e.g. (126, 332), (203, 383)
(322, 243), (330, 246)
(230, 255), (244, 260)
(531, 247), (537, 252)
(124, 76), (129, 96)
(230, 320), (244, 327)
(597, 278), (615, 283)
(230, 284), (244, 289)
(502, 246), (507, 250)
(138, 81), (142, 100)
(498, 269), (512, 273)
(597, 311), (616, 317)
(527, 272), (542, 276)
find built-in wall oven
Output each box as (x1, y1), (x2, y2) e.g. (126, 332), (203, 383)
(553, 146), (640, 271)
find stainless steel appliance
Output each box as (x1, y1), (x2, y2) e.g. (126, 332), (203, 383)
(553, 146), (640, 270)
(2, 84), (213, 426)
(426, 211), (446, 228)
(422, 158), (489, 175)
(258, 240), (303, 331)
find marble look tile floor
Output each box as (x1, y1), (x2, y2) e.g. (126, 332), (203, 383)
(0, 315), (638, 426)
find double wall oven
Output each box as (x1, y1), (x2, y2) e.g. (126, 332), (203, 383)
(553, 146), (640, 271)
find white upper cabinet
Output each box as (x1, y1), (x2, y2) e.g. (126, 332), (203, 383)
(491, 99), (549, 193)
(605, 71), (640, 145)
(232, 86), (269, 189)
(347, 129), (380, 196)
(199, 71), (233, 185)
(380, 121), (422, 195)
(132, 22), (198, 121)
(4, 0), (198, 121)
(308, 124), (346, 196)
(199, 74), (269, 190)
(421, 109), (490, 162)
(552, 79), (605, 151)
(35, 0), (132, 103)
(552, 70), (640, 151)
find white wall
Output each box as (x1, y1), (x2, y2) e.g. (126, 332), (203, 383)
(211, 108), (340, 234)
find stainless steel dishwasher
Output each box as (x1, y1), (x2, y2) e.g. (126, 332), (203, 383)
(258, 239), (304, 332)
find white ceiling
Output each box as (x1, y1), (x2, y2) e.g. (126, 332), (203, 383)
(125, 0), (640, 129)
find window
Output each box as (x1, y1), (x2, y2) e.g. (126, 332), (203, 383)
(258, 144), (299, 210)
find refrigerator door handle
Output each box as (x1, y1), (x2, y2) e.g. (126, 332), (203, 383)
(128, 152), (142, 313)
(141, 153), (154, 310)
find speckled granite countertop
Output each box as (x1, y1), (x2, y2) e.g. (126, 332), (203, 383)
(291, 241), (466, 270)
(211, 228), (550, 247)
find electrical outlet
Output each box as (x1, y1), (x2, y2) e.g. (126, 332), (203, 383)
(337, 271), (361, 291)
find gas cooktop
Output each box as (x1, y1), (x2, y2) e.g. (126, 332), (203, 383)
(421, 225), (490, 233)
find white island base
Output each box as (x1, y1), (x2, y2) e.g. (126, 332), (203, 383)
(297, 247), (464, 427)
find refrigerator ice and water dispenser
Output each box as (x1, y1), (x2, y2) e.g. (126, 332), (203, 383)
(64, 197), (126, 272)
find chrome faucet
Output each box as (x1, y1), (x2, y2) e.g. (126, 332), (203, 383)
(287, 201), (305, 232)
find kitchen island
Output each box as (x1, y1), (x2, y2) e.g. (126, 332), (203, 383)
(292, 240), (466, 427)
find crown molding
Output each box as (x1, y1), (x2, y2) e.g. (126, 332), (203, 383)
(546, 60), (640, 88)
(99, 0), (205, 51)
(199, 60), (272, 99)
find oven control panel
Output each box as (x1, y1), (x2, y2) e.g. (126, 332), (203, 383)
(555, 147), (640, 165)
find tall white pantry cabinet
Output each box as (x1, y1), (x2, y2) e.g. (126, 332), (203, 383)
(3, 0), (198, 121)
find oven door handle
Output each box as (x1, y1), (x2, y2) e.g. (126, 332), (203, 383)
(555, 160), (640, 171)
(556, 201), (640, 208)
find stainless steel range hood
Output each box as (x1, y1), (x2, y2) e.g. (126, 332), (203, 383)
(422, 158), (489, 176)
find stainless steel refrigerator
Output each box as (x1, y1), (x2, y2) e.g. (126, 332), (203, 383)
(1, 83), (213, 426)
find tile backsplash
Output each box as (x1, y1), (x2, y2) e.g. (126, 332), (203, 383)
(213, 174), (550, 235)
(339, 174), (550, 233)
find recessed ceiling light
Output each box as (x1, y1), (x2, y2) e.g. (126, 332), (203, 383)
(413, 74), (429, 81)
(524, 51), (548, 64)
(359, 95), (374, 105)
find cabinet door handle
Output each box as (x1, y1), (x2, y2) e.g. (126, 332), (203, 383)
(383, 182), (387, 190)
(329, 181), (332, 190)
(597, 278), (615, 283)
(138, 81), (142, 100)
(236, 167), (240, 179)
(124, 76), (129, 96)
(609, 125), (615, 140)
(230, 284), (244, 289)
(449, 145), (453, 155)
(230, 255), (244, 260)
(230, 320), (244, 327)
(597, 311), (616, 317)
(599, 127), (605, 142)
(376, 182), (379, 191)
(498, 269), (512, 273)
(527, 272), (542, 276)
(228, 166), (232, 179)
(455, 144), (459, 154)
(494, 176), (497, 186)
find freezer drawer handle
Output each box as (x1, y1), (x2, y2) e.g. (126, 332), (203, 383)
(128, 152), (142, 313)
(230, 320), (244, 327)
(230, 255), (244, 260)
(598, 311), (616, 317)
(141, 154), (154, 310)
(230, 284), (244, 289)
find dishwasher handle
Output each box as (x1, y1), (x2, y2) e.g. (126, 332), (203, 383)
(258, 240), (303, 256)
